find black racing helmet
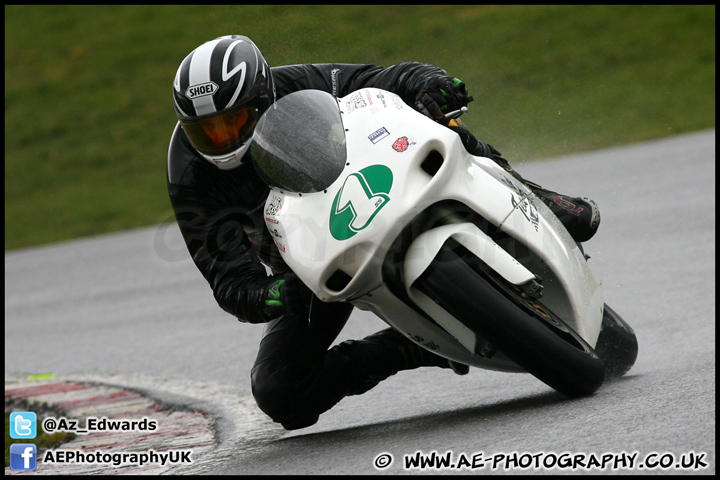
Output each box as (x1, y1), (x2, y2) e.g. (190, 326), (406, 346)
(173, 35), (275, 170)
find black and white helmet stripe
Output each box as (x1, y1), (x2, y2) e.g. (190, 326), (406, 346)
(173, 35), (268, 120)
(172, 35), (274, 169)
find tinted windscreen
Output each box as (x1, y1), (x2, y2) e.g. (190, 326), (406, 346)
(250, 90), (346, 193)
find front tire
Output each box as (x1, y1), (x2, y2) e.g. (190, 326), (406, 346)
(414, 241), (605, 397)
(594, 304), (638, 379)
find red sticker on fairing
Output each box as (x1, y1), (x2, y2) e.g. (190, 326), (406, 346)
(392, 136), (416, 153)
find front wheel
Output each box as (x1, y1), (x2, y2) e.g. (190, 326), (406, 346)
(413, 241), (605, 398)
(594, 304), (638, 379)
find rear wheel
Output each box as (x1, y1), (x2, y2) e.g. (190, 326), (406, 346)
(414, 241), (605, 397)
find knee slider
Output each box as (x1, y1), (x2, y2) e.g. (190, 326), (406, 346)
(250, 349), (353, 427)
(250, 364), (305, 423)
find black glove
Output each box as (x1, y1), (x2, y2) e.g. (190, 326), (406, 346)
(415, 76), (474, 123)
(440, 116), (497, 159)
(263, 272), (313, 318)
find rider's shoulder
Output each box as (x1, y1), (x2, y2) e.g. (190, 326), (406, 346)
(272, 63), (382, 96)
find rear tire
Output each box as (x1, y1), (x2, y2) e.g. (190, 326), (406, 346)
(414, 241), (605, 397)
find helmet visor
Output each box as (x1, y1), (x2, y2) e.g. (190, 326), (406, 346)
(180, 105), (260, 156)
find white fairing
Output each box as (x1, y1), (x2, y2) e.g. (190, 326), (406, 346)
(261, 88), (603, 371)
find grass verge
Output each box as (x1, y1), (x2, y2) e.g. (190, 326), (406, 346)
(5, 5), (715, 251)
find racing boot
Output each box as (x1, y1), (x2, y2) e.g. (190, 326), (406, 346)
(478, 143), (601, 243)
(331, 327), (469, 397)
(524, 182), (601, 243)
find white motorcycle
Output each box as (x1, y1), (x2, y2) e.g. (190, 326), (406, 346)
(250, 88), (637, 397)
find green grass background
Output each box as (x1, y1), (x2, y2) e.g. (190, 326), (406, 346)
(5, 5), (715, 251)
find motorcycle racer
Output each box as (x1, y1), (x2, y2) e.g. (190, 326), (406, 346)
(167, 35), (600, 429)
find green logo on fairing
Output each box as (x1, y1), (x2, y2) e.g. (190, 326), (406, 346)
(330, 165), (393, 240)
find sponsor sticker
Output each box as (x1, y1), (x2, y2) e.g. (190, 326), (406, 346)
(265, 194), (283, 216)
(368, 127), (390, 144)
(329, 165), (393, 241)
(390, 94), (405, 110)
(392, 136), (417, 153)
(345, 91), (368, 113)
(510, 192), (540, 232)
(375, 91), (388, 108)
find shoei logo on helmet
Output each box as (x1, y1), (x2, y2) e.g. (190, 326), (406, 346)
(186, 82), (218, 99)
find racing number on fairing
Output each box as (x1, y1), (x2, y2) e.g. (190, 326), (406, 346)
(336, 174), (389, 230)
(329, 165), (393, 240)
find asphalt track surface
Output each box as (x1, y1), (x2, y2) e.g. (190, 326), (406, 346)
(5, 129), (715, 475)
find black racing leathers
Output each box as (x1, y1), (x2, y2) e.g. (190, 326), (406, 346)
(166, 62), (489, 324)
